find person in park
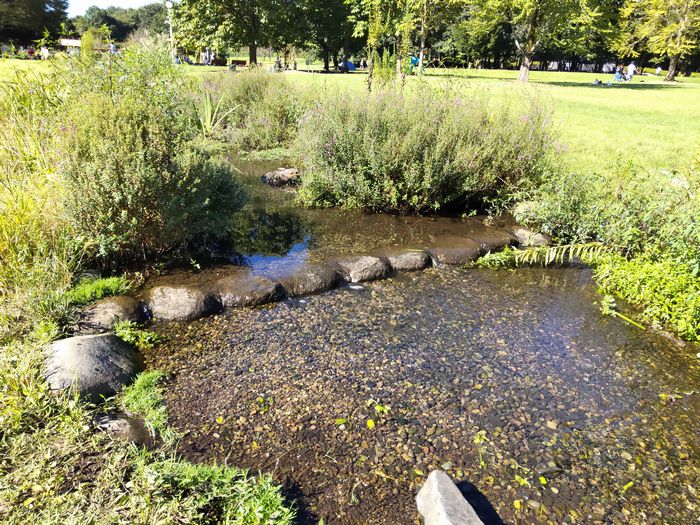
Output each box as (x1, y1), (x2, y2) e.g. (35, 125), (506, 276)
(626, 61), (637, 80)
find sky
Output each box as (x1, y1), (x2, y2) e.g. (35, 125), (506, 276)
(67, 0), (156, 18)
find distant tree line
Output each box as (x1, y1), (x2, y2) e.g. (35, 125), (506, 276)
(0, 1), (166, 44)
(173, 0), (700, 81)
(1, 0), (698, 81)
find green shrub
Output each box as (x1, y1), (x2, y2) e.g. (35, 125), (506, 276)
(211, 70), (309, 151)
(57, 54), (246, 265)
(516, 163), (700, 268)
(68, 276), (131, 305)
(295, 86), (554, 213)
(595, 255), (700, 341)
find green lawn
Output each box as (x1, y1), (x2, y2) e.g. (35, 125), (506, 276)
(3, 57), (698, 173)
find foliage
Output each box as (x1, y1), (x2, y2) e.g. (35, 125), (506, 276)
(55, 48), (246, 265)
(516, 163), (700, 269)
(114, 320), (162, 350)
(213, 70), (309, 151)
(596, 254), (700, 341)
(120, 370), (177, 444)
(615, 0), (700, 79)
(68, 276), (131, 306)
(196, 88), (238, 139)
(296, 86), (554, 212)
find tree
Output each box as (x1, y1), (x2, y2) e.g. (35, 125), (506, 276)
(0, 0), (68, 41)
(467, 0), (592, 81)
(174, 0), (298, 64)
(616, 0), (700, 80)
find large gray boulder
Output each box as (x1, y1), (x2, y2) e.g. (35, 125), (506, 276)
(417, 470), (484, 525)
(333, 255), (391, 283)
(79, 296), (149, 333)
(145, 285), (222, 321)
(279, 265), (339, 297)
(373, 247), (432, 272)
(427, 236), (481, 265)
(507, 226), (551, 247)
(216, 271), (285, 307)
(46, 334), (144, 403)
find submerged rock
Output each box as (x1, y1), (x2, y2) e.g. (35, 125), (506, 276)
(427, 236), (481, 265)
(46, 334), (144, 403)
(508, 226), (551, 247)
(279, 265), (340, 297)
(373, 247), (432, 272)
(216, 271), (285, 307)
(333, 255), (391, 282)
(145, 285), (222, 321)
(467, 227), (517, 254)
(261, 167), (300, 187)
(416, 470), (484, 525)
(95, 412), (154, 447)
(79, 296), (149, 333)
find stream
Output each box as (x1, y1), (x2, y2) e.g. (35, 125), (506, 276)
(143, 161), (700, 524)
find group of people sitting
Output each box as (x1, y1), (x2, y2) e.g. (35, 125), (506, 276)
(594, 61), (664, 86)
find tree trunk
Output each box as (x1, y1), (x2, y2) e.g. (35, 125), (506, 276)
(417, 0), (427, 75)
(248, 45), (257, 65)
(518, 53), (532, 82)
(367, 47), (376, 92)
(665, 54), (679, 81)
(321, 44), (329, 71)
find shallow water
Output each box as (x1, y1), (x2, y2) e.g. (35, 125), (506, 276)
(144, 162), (699, 524)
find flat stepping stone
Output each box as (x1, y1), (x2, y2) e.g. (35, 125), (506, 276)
(145, 285), (222, 321)
(427, 236), (481, 265)
(466, 226), (517, 253)
(417, 470), (484, 525)
(373, 247), (432, 272)
(278, 264), (340, 297)
(79, 296), (149, 333)
(46, 334), (144, 403)
(333, 255), (391, 283)
(216, 270), (285, 307)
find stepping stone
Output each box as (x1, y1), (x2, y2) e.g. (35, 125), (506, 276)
(333, 255), (391, 283)
(417, 470), (484, 525)
(507, 226), (551, 247)
(79, 296), (149, 333)
(467, 226), (517, 254)
(46, 334), (144, 403)
(145, 285), (222, 321)
(279, 264), (340, 297)
(427, 236), (481, 265)
(261, 167), (300, 186)
(216, 270), (285, 307)
(373, 247), (432, 272)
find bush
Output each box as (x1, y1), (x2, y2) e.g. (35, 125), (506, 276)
(206, 70), (308, 151)
(295, 87), (554, 213)
(596, 255), (700, 341)
(56, 50), (246, 265)
(516, 163), (700, 268)
(68, 276), (131, 305)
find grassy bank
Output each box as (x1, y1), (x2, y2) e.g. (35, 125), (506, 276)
(0, 49), (294, 522)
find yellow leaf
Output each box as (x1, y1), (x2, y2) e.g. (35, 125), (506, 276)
(216, 416), (224, 424)
(514, 499), (522, 510)
(367, 419), (375, 430)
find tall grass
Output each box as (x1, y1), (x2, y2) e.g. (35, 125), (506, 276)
(295, 86), (555, 213)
